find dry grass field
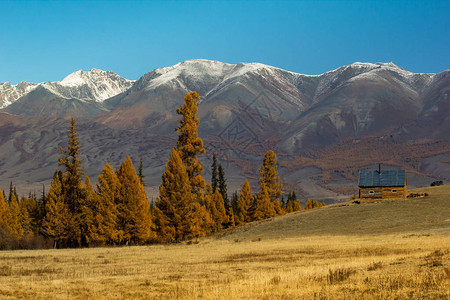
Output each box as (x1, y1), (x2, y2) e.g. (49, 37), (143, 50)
(0, 186), (449, 299)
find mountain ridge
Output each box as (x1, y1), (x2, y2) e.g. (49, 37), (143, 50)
(0, 59), (449, 201)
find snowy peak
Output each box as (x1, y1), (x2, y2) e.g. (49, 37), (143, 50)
(0, 69), (134, 108)
(0, 81), (38, 108)
(50, 68), (134, 101)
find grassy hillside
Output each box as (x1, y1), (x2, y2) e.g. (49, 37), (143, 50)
(0, 186), (449, 299)
(217, 185), (450, 241)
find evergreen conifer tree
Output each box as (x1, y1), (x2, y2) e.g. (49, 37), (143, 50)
(211, 153), (218, 192)
(58, 118), (84, 246)
(138, 157), (145, 186)
(218, 164), (228, 205)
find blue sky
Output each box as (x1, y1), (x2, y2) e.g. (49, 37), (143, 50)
(0, 0), (449, 84)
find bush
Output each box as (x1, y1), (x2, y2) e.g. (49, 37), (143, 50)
(430, 181), (443, 186)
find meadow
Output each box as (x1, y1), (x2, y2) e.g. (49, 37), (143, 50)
(0, 186), (449, 299)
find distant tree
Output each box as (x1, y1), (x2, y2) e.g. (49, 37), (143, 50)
(138, 157), (145, 186)
(430, 180), (443, 187)
(236, 179), (253, 224)
(304, 199), (319, 210)
(176, 91), (206, 198)
(8, 181), (13, 202)
(116, 155), (155, 244)
(211, 153), (218, 192)
(218, 164), (228, 204)
(286, 191), (301, 213)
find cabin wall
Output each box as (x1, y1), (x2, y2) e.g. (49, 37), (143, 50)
(360, 187), (382, 199)
(381, 186), (406, 199)
(360, 186), (406, 200)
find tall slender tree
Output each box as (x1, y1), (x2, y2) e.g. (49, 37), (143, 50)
(138, 157), (145, 186)
(211, 153), (218, 192)
(218, 164), (228, 206)
(258, 150), (283, 214)
(176, 91), (205, 198)
(96, 163), (121, 244)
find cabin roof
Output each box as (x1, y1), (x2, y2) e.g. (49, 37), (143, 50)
(359, 170), (406, 187)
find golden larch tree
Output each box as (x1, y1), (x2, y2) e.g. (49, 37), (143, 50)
(236, 179), (253, 224)
(96, 162), (121, 244)
(0, 190), (8, 230)
(154, 149), (195, 241)
(176, 91), (206, 198)
(258, 150), (283, 214)
(41, 172), (72, 248)
(116, 155), (155, 244)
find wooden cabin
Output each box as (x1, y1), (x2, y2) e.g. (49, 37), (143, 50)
(358, 167), (407, 200)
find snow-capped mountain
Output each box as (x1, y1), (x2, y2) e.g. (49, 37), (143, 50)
(0, 59), (449, 201)
(0, 81), (38, 108)
(0, 69), (133, 109)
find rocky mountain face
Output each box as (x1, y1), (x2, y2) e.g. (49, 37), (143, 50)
(0, 60), (449, 202)
(1, 69), (134, 116)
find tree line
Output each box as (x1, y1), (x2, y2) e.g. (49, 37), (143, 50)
(0, 91), (324, 249)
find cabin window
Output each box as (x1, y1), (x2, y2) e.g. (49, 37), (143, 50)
(392, 189), (397, 193)
(369, 190), (374, 195)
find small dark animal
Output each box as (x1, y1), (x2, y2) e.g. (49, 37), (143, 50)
(353, 200), (360, 204)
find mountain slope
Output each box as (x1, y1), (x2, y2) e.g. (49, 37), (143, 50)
(0, 60), (449, 201)
(1, 69), (133, 116)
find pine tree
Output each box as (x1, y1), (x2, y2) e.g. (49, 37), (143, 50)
(155, 149), (190, 241)
(231, 191), (238, 216)
(211, 153), (218, 192)
(8, 182), (13, 202)
(138, 157), (145, 186)
(236, 179), (253, 224)
(176, 91), (206, 197)
(58, 118), (84, 246)
(304, 199), (319, 210)
(218, 164), (228, 205)
(59, 118), (84, 214)
(258, 150), (283, 215)
(116, 156), (155, 244)
(96, 163), (120, 244)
